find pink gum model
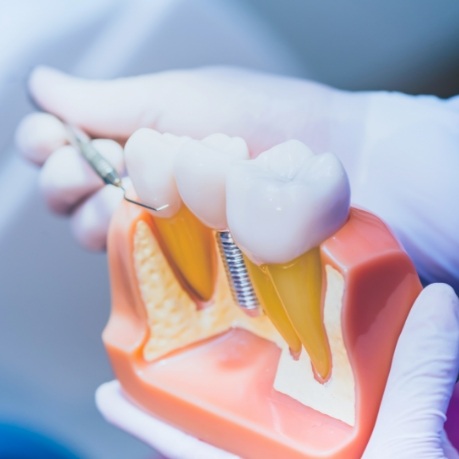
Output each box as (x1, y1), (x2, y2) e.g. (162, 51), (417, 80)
(103, 203), (421, 459)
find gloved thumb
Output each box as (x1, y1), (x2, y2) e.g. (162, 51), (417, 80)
(28, 66), (164, 138)
(364, 283), (459, 458)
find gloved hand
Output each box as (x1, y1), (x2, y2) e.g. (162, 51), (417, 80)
(15, 66), (459, 292)
(15, 109), (125, 251)
(363, 284), (459, 459)
(96, 382), (238, 459)
(15, 66), (459, 457)
(96, 283), (459, 459)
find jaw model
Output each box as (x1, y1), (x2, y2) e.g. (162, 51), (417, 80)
(104, 131), (422, 459)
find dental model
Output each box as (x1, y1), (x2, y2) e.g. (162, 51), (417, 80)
(104, 133), (422, 459)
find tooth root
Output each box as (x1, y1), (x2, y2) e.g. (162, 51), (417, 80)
(244, 257), (302, 357)
(152, 205), (217, 303)
(265, 247), (331, 382)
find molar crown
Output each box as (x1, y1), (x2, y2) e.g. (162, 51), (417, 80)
(226, 139), (350, 265)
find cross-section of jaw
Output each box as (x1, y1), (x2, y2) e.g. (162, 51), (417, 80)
(227, 140), (350, 381)
(124, 129), (217, 303)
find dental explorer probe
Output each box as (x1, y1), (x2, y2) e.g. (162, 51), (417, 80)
(67, 125), (168, 213)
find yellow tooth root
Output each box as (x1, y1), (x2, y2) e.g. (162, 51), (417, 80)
(152, 205), (217, 303)
(245, 257), (302, 357)
(265, 247), (331, 382)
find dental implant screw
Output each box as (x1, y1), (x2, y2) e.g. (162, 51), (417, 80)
(216, 231), (260, 317)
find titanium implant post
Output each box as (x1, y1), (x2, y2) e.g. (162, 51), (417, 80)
(216, 231), (260, 317)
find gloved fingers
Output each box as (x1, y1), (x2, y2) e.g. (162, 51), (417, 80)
(29, 66), (162, 139)
(27, 66), (362, 160)
(39, 139), (124, 214)
(96, 381), (240, 459)
(27, 66), (275, 143)
(364, 284), (459, 458)
(70, 185), (123, 251)
(15, 112), (69, 165)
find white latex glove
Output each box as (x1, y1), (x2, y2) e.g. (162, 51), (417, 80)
(363, 284), (459, 459)
(96, 382), (238, 459)
(15, 66), (459, 292)
(96, 284), (459, 459)
(15, 67), (459, 457)
(15, 112), (126, 250)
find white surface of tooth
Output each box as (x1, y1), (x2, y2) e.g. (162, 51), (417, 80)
(125, 129), (189, 218)
(175, 134), (249, 230)
(227, 140), (350, 264)
(201, 133), (248, 157)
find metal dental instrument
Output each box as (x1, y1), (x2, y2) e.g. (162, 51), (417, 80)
(216, 231), (261, 317)
(67, 125), (168, 213)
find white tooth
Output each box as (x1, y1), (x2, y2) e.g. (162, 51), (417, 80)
(226, 139), (350, 264)
(124, 129), (189, 218)
(174, 134), (249, 230)
(201, 133), (248, 157)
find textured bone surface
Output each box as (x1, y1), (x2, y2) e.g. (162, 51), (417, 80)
(134, 219), (279, 361)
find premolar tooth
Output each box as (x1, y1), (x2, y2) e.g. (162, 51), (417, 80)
(125, 129), (217, 302)
(227, 140), (350, 381)
(174, 133), (248, 230)
(125, 129), (186, 219)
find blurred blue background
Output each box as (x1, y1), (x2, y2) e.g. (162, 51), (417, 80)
(0, 1), (458, 458)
